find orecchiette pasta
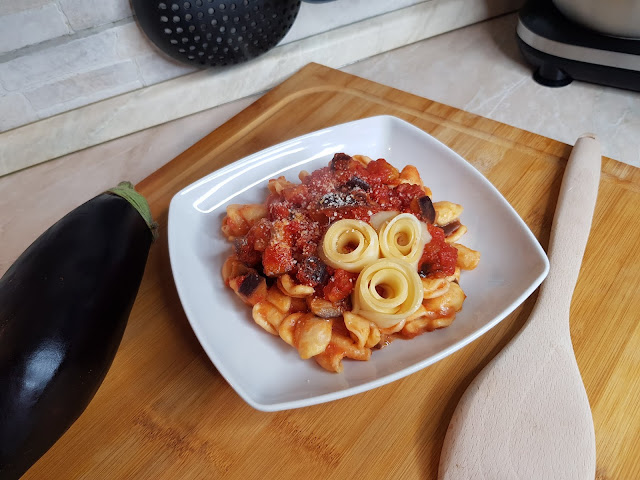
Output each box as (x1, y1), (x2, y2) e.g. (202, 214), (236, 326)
(221, 203), (268, 239)
(277, 274), (315, 298)
(453, 243), (481, 270)
(433, 201), (463, 226)
(221, 153), (479, 373)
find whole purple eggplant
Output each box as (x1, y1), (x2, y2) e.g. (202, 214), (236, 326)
(0, 182), (156, 479)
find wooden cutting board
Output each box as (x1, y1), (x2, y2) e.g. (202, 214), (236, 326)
(24, 63), (640, 479)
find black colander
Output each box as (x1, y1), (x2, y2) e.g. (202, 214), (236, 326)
(132, 0), (302, 67)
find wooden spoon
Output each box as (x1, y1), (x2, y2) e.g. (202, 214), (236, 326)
(438, 134), (601, 479)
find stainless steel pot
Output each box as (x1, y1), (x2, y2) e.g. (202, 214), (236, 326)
(553, 0), (640, 38)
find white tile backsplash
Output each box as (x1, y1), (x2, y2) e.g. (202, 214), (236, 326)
(24, 60), (142, 115)
(282, 0), (425, 43)
(0, 30), (122, 91)
(0, 4), (71, 55)
(59, 0), (133, 31)
(135, 53), (199, 86)
(0, 0), (519, 136)
(0, 0), (53, 16)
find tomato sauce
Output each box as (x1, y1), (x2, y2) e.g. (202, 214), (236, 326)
(236, 153), (457, 301)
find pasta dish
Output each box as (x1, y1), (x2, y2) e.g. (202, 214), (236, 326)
(221, 153), (479, 372)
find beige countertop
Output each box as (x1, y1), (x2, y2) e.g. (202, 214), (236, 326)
(1, 13), (639, 275)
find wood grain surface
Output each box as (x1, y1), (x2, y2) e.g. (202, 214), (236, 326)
(23, 63), (640, 479)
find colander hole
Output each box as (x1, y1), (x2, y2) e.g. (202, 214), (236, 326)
(160, 15), (168, 21)
(195, 0), (202, 5)
(241, 25), (246, 31)
(189, 45), (196, 50)
(189, 25), (195, 32)
(182, 37), (189, 43)
(179, 48), (186, 52)
(188, 55), (195, 59)
(170, 39), (178, 44)
(185, 13), (192, 20)
(176, 26), (183, 33)
(222, 15), (228, 21)
(243, 0), (248, 5)
(164, 28), (172, 34)
(206, 33), (212, 40)
(220, 26), (226, 33)
(226, 37), (232, 44)
(223, 47), (229, 53)
(158, 2), (167, 9)
(250, 21), (256, 27)
(237, 35), (243, 41)
(211, 19), (217, 25)
(197, 11), (203, 18)
(230, 27), (236, 34)
(198, 51), (204, 56)
(231, 3), (236, 10)
(194, 35), (201, 41)
(233, 16), (239, 23)
(202, 42), (208, 48)
(208, 7), (214, 14)
(208, 55), (214, 59)
(220, 3), (226, 10)
(171, 4), (179, 11)
(216, 36), (222, 43)
(200, 23), (207, 31)
(172, 15), (180, 22)
(183, 2), (191, 8)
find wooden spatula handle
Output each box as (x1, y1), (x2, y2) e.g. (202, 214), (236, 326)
(537, 134), (601, 318)
(546, 134), (601, 288)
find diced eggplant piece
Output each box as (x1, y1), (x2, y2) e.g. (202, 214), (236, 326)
(307, 297), (345, 318)
(418, 196), (436, 224)
(296, 256), (328, 287)
(442, 220), (462, 237)
(229, 271), (267, 306)
(330, 153), (352, 171)
(344, 176), (370, 191)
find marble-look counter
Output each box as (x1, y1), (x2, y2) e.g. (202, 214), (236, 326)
(1, 13), (639, 275)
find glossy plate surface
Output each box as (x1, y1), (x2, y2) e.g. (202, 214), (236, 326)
(168, 115), (549, 411)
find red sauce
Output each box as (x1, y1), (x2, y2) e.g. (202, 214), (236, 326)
(418, 224), (458, 277)
(236, 153), (457, 301)
(323, 269), (358, 303)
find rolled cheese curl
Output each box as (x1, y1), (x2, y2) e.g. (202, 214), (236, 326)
(320, 219), (380, 273)
(352, 258), (424, 328)
(378, 213), (430, 268)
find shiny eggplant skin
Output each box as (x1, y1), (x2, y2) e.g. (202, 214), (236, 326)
(0, 190), (154, 479)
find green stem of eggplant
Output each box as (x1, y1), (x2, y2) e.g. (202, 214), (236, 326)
(107, 182), (159, 241)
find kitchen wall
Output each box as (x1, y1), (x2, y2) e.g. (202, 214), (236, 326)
(0, 0), (429, 133)
(0, 0), (525, 175)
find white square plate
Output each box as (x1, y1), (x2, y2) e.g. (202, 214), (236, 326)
(168, 115), (549, 411)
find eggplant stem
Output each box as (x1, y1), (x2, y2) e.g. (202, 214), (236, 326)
(107, 182), (159, 241)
